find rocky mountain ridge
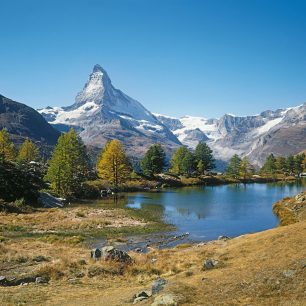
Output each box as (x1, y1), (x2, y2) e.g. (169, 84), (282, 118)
(38, 65), (180, 157)
(156, 103), (306, 166)
(37, 64), (306, 166)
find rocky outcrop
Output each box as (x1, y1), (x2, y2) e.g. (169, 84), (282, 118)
(38, 192), (65, 208)
(101, 246), (133, 263)
(273, 191), (306, 226)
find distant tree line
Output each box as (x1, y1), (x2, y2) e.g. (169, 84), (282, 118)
(260, 153), (306, 177)
(1, 126), (305, 205)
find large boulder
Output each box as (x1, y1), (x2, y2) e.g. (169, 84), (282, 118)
(38, 192), (65, 208)
(101, 246), (133, 263)
(203, 259), (219, 270)
(90, 248), (102, 260)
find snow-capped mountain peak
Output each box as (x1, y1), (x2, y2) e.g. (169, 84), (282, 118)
(38, 65), (180, 155)
(72, 64), (111, 110)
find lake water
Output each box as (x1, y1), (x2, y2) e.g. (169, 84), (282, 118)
(127, 181), (306, 242)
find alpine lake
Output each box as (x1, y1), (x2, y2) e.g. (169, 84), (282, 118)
(92, 180), (306, 251)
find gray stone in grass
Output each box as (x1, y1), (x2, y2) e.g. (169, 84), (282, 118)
(203, 259), (219, 270)
(152, 278), (167, 294)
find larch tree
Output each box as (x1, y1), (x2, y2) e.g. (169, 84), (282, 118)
(170, 146), (192, 175)
(96, 140), (131, 188)
(18, 138), (40, 162)
(239, 156), (253, 180)
(141, 144), (166, 177)
(0, 129), (16, 161)
(45, 128), (90, 197)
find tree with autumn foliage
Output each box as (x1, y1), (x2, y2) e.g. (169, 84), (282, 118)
(0, 129), (16, 161)
(17, 138), (40, 162)
(96, 140), (131, 188)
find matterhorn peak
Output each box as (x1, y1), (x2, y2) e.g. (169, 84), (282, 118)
(92, 64), (106, 73)
(72, 64), (113, 108)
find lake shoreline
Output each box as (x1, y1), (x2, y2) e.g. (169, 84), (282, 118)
(1, 191), (305, 305)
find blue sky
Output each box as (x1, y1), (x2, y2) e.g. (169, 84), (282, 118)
(1, 0), (306, 118)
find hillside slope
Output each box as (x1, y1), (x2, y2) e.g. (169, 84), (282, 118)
(0, 94), (60, 146)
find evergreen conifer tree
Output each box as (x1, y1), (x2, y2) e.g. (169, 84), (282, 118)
(141, 144), (166, 177)
(194, 142), (215, 174)
(286, 155), (295, 174)
(261, 154), (277, 177)
(294, 154), (304, 175)
(45, 128), (90, 197)
(181, 150), (195, 176)
(226, 154), (242, 178)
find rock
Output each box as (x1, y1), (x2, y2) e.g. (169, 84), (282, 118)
(91, 248), (102, 260)
(0, 276), (8, 286)
(218, 235), (231, 241)
(283, 270), (295, 278)
(152, 278), (167, 294)
(33, 255), (48, 262)
(101, 246), (133, 263)
(134, 290), (152, 299)
(0, 276), (37, 286)
(133, 296), (148, 304)
(38, 192), (65, 208)
(68, 278), (81, 284)
(35, 276), (48, 284)
(135, 248), (142, 253)
(295, 193), (306, 203)
(133, 290), (152, 304)
(203, 259), (219, 270)
(151, 294), (178, 306)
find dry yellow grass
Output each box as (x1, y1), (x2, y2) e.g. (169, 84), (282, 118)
(273, 191), (306, 226)
(0, 206), (146, 233)
(0, 219), (306, 306)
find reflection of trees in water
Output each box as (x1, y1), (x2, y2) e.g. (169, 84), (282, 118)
(139, 203), (165, 218)
(196, 212), (205, 219)
(267, 178), (306, 192)
(175, 207), (206, 220)
(176, 207), (190, 216)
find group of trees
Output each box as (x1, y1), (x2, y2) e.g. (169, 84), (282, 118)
(0, 129), (44, 203)
(139, 142), (216, 177)
(169, 142), (215, 176)
(2, 125), (306, 202)
(0, 129), (40, 163)
(260, 153), (306, 176)
(225, 155), (255, 179)
(225, 152), (306, 179)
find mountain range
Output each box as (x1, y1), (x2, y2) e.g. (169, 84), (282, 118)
(156, 104), (306, 166)
(1, 64), (304, 167)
